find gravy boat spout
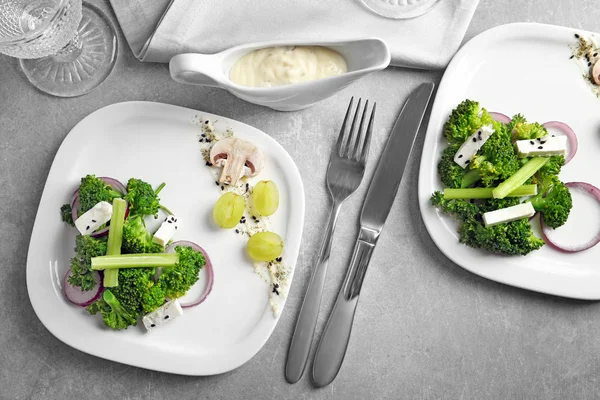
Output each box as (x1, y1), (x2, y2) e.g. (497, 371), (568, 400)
(169, 38), (390, 112)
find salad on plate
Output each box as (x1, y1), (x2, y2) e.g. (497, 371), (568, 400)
(431, 99), (600, 255)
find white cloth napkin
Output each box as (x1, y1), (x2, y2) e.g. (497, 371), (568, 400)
(109, 0), (479, 70)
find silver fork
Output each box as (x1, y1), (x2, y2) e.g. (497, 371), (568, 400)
(285, 97), (376, 384)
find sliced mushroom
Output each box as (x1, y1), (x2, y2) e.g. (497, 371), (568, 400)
(592, 60), (600, 86)
(209, 138), (264, 185)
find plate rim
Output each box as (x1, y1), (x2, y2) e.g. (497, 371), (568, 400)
(417, 22), (600, 300)
(25, 100), (306, 375)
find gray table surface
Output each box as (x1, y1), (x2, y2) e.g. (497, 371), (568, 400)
(2, 1), (600, 399)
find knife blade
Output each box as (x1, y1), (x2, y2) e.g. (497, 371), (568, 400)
(310, 82), (434, 388)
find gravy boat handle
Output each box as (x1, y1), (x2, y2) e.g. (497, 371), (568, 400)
(169, 54), (223, 88)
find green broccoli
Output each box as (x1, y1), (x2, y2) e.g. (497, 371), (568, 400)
(109, 268), (166, 315)
(125, 178), (165, 218)
(158, 245), (205, 299)
(529, 175), (572, 229)
(443, 99), (496, 145)
(122, 215), (164, 254)
(87, 290), (138, 330)
(78, 175), (123, 215)
(459, 217), (545, 256)
(507, 114), (547, 141)
(470, 123), (520, 187)
(68, 235), (107, 291)
(438, 144), (467, 188)
(431, 193), (544, 255)
(60, 203), (74, 226)
(431, 191), (479, 220)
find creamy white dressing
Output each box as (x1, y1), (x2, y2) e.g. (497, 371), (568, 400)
(229, 46), (347, 88)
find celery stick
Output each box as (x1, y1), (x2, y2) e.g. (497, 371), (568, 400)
(103, 198), (127, 287)
(444, 185), (538, 200)
(492, 158), (549, 199)
(92, 253), (179, 270)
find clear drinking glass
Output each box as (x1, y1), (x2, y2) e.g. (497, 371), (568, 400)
(0, 0), (117, 97)
(359, 0), (442, 19)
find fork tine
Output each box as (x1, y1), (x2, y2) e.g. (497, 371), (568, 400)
(335, 97), (354, 156)
(352, 100), (369, 160)
(359, 102), (376, 165)
(343, 98), (362, 158)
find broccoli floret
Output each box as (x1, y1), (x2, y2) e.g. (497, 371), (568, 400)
(60, 203), (74, 226)
(459, 217), (545, 255)
(535, 155), (565, 180)
(438, 144), (466, 188)
(87, 290), (138, 330)
(78, 175), (122, 215)
(529, 176), (572, 229)
(158, 246), (205, 299)
(109, 268), (165, 315)
(507, 114), (547, 141)
(432, 192), (544, 255)
(430, 191), (479, 220)
(125, 178), (165, 218)
(470, 124), (520, 187)
(122, 215), (164, 254)
(68, 235), (107, 291)
(444, 100), (496, 145)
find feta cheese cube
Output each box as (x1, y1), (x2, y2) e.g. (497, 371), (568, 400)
(482, 202), (535, 227)
(142, 300), (184, 332)
(453, 124), (495, 168)
(152, 215), (179, 246)
(514, 135), (567, 157)
(74, 201), (113, 235)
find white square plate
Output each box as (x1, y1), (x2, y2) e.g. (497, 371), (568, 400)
(418, 23), (600, 299)
(26, 101), (305, 375)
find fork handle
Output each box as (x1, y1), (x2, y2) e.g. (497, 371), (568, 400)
(285, 201), (342, 384)
(311, 231), (376, 388)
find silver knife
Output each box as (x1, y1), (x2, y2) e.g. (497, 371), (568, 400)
(310, 82), (434, 388)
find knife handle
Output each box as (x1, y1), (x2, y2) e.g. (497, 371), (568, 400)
(311, 230), (376, 388)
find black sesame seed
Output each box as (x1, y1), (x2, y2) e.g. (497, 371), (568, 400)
(458, 154), (463, 158)
(472, 137), (477, 142)
(570, 55), (574, 59)
(540, 141), (546, 144)
(167, 220), (172, 224)
(204, 120), (209, 124)
(221, 186), (224, 190)
(164, 315), (170, 320)
(530, 141), (534, 145)
(575, 33), (580, 38)
(465, 160), (470, 165)
(215, 181), (219, 186)
(538, 146), (543, 149)
(552, 134), (555, 137)
(201, 133), (206, 137)
(589, 62), (592, 67)
(150, 324), (156, 328)
(91, 219), (96, 223)
(205, 161), (209, 166)
(595, 53), (598, 57)
(235, 229), (239, 233)
(86, 225), (90, 230)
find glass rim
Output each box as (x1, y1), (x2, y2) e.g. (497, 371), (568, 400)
(0, 0), (74, 47)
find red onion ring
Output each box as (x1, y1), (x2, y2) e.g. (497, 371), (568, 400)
(63, 268), (103, 307)
(540, 182), (600, 253)
(542, 121), (578, 164)
(165, 240), (214, 308)
(489, 111), (511, 124)
(71, 177), (129, 238)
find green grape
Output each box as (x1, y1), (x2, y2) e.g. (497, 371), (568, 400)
(252, 180), (279, 216)
(213, 192), (246, 229)
(247, 231), (284, 262)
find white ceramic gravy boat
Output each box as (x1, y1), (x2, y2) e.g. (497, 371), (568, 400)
(169, 38), (390, 111)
